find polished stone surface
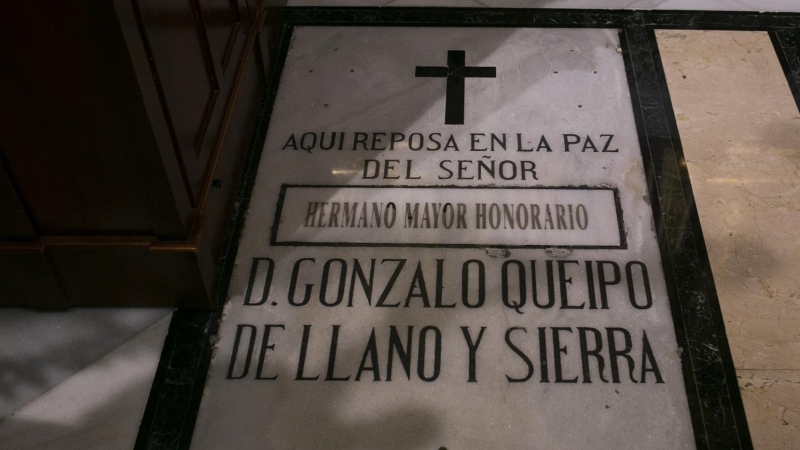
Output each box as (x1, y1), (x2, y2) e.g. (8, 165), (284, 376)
(191, 27), (695, 449)
(0, 308), (171, 420)
(0, 314), (171, 450)
(657, 29), (800, 448)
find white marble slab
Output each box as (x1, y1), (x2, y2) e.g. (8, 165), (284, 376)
(0, 314), (171, 450)
(191, 27), (694, 449)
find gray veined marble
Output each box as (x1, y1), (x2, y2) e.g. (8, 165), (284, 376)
(190, 27), (695, 449)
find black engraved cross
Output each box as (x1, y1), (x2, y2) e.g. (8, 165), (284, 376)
(415, 50), (496, 125)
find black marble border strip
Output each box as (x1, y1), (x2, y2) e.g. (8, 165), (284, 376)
(279, 7), (800, 29)
(270, 184), (627, 249)
(136, 7), (800, 449)
(134, 310), (219, 450)
(282, 7), (637, 28)
(618, 28), (704, 449)
(771, 28), (800, 115)
(621, 24), (752, 450)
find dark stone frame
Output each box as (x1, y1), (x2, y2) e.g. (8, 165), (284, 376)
(270, 184), (628, 249)
(135, 8), (800, 450)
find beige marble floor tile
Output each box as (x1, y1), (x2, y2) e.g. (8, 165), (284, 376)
(656, 30), (800, 371)
(738, 369), (800, 449)
(657, 29), (800, 448)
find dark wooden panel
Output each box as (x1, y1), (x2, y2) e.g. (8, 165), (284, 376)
(0, 153), (36, 239)
(136, 0), (217, 197)
(205, 0), (243, 74)
(0, 253), (68, 308)
(0, 0), (272, 309)
(134, 0), (204, 198)
(245, 1), (288, 84)
(0, 2), (188, 238)
(49, 248), (210, 308)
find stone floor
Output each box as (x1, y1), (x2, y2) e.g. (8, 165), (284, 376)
(657, 29), (800, 449)
(1, 5), (799, 450)
(0, 308), (171, 449)
(0, 313), (171, 450)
